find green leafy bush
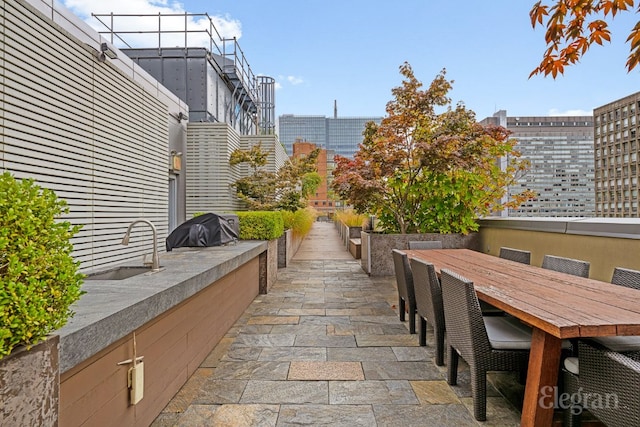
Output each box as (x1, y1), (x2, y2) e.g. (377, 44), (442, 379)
(0, 172), (84, 359)
(236, 211), (284, 240)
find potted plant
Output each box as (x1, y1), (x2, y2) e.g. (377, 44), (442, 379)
(331, 63), (534, 275)
(0, 172), (84, 426)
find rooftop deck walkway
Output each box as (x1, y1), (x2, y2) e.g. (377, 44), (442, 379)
(151, 222), (526, 426)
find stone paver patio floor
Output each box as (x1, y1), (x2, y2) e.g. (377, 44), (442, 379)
(151, 222), (527, 426)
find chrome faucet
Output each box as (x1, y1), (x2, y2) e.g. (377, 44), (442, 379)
(121, 219), (160, 271)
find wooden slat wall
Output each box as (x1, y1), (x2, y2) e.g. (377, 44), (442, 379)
(186, 130), (290, 215)
(186, 122), (242, 215)
(243, 134), (289, 172)
(1, 0), (170, 270)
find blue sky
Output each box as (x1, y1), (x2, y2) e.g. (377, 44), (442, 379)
(64, 0), (639, 120)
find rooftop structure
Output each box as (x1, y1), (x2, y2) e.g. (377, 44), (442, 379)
(91, 12), (283, 215)
(92, 12), (275, 135)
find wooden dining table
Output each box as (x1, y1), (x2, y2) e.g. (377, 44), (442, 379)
(405, 248), (640, 427)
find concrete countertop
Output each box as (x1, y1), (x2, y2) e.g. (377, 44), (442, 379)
(56, 241), (267, 373)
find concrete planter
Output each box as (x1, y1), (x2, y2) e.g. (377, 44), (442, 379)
(338, 224), (363, 248)
(261, 238), (279, 293)
(360, 231), (481, 276)
(348, 226), (363, 239)
(278, 229), (304, 268)
(1, 335), (59, 427)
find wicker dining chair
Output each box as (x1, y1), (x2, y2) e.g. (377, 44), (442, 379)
(391, 249), (416, 334)
(409, 257), (446, 365)
(408, 240), (443, 250)
(561, 267), (640, 425)
(611, 266), (640, 290)
(590, 266), (640, 352)
(440, 268), (532, 421)
(499, 247), (531, 265)
(560, 355), (582, 427)
(578, 340), (640, 427)
(541, 254), (590, 278)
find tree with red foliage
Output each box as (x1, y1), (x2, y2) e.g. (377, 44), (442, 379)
(332, 63), (533, 234)
(530, 0), (640, 77)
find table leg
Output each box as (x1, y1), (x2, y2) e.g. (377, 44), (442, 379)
(520, 328), (562, 427)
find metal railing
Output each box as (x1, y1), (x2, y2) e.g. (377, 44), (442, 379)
(91, 12), (259, 111)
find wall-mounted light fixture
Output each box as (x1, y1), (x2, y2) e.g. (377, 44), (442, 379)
(172, 112), (189, 123)
(94, 42), (118, 62)
(101, 43), (117, 59)
(170, 150), (183, 172)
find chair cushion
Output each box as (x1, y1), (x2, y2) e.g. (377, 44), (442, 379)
(501, 315), (572, 350)
(484, 316), (532, 350)
(563, 356), (579, 375)
(592, 336), (640, 352)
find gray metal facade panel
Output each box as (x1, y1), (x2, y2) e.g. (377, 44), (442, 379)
(186, 57), (207, 114)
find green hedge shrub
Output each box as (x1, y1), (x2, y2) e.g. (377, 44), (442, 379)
(0, 172), (84, 359)
(236, 211), (284, 240)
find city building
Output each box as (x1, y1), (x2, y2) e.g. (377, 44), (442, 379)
(278, 104), (382, 158)
(292, 139), (335, 215)
(481, 110), (595, 217)
(594, 91), (640, 217)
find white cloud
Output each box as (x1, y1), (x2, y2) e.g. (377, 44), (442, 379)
(286, 76), (304, 85)
(273, 75), (304, 91)
(547, 108), (593, 116)
(62, 0), (241, 49)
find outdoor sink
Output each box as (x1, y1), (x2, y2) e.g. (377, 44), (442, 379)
(85, 266), (163, 280)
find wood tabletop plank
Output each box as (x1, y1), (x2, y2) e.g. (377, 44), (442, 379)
(405, 249), (640, 338)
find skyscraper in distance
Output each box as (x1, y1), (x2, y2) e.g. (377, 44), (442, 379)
(278, 101), (382, 158)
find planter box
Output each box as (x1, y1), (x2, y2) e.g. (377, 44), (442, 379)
(1, 335), (59, 427)
(277, 229), (304, 268)
(348, 226), (363, 239)
(338, 224), (363, 248)
(360, 231), (481, 276)
(261, 238), (279, 293)
(349, 238), (362, 259)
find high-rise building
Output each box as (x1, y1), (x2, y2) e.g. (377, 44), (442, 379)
(594, 91), (640, 217)
(481, 111), (595, 217)
(278, 112), (382, 158)
(279, 115), (327, 154)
